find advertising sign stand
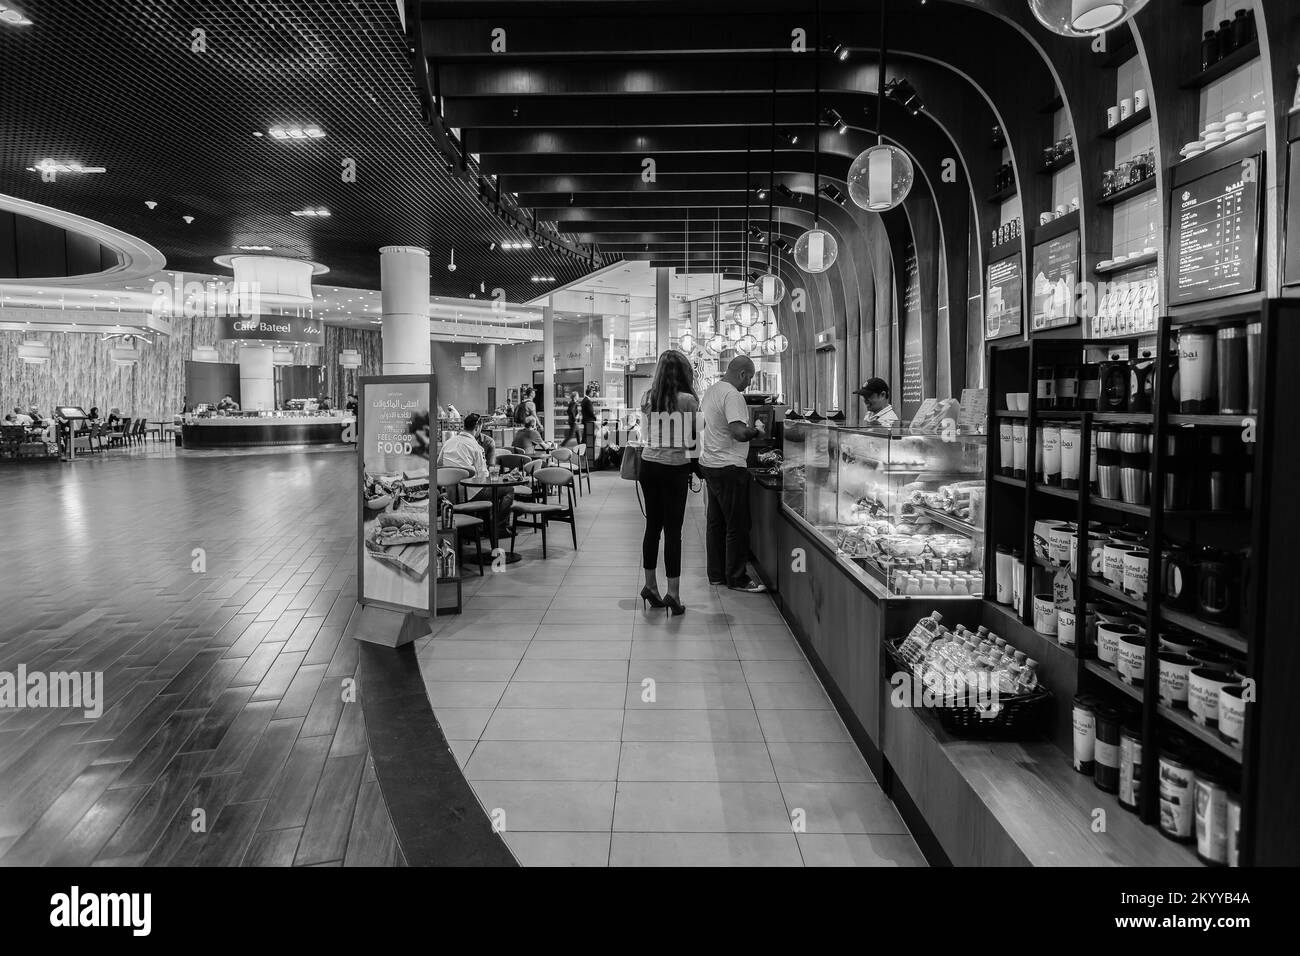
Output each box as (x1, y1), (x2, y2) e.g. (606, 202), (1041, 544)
(348, 373), (439, 648)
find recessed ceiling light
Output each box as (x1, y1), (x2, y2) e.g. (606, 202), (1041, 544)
(268, 125), (325, 140)
(27, 159), (105, 175)
(290, 207), (330, 217)
(237, 245), (274, 251)
(0, 4), (33, 26)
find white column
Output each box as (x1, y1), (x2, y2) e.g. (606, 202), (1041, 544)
(380, 245), (430, 375)
(239, 344), (274, 411)
(542, 299), (556, 437)
(655, 266), (671, 356)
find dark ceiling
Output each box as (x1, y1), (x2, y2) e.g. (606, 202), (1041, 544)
(0, 0), (601, 299)
(412, 0), (1022, 279)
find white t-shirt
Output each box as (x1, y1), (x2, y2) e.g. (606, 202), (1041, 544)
(439, 432), (487, 480)
(865, 404), (901, 426)
(699, 381), (750, 469)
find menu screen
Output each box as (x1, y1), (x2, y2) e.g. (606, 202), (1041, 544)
(900, 243), (924, 420)
(358, 376), (435, 615)
(985, 255), (1023, 340)
(1170, 158), (1261, 305)
(1031, 230), (1080, 331)
(1284, 143), (1300, 287)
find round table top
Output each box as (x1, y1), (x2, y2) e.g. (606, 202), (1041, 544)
(461, 474), (528, 488)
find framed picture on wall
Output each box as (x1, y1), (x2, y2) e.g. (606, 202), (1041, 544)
(984, 254), (1023, 341)
(1030, 229), (1080, 331)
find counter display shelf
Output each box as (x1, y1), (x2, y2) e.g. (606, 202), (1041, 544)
(781, 420), (986, 597)
(182, 412), (352, 448)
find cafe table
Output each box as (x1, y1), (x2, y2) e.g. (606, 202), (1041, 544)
(460, 473), (528, 565)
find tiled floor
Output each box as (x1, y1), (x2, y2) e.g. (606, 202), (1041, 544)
(0, 447), (404, 866)
(417, 469), (926, 867)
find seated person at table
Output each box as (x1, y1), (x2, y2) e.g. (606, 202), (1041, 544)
(511, 416), (553, 455)
(345, 393), (358, 416)
(216, 394), (240, 413)
(439, 413), (513, 537)
(477, 428), (497, 468)
(27, 405), (45, 426)
(107, 408), (123, 426)
(87, 406), (100, 421)
(11, 407), (33, 425)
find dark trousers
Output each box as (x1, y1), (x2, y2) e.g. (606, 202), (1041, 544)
(639, 459), (693, 577)
(470, 486), (514, 539)
(702, 465), (752, 586)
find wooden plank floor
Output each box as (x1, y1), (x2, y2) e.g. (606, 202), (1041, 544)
(0, 446), (406, 867)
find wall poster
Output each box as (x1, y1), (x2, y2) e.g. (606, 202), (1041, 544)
(358, 374), (437, 615)
(985, 254), (1023, 341)
(1031, 230), (1080, 331)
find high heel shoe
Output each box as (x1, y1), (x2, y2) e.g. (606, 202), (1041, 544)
(663, 595), (685, 617)
(639, 586), (665, 609)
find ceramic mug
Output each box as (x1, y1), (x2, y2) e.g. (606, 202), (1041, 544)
(1103, 542), (1133, 585)
(1123, 548), (1150, 600)
(1158, 652), (1197, 706)
(1118, 632), (1146, 685)
(1097, 622), (1140, 667)
(1057, 607), (1077, 647)
(1189, 666), (1236, 726)
(1134, 88), (1148, 111)
(1106, 106), (1120, 128)
(1218, 685), (1248, 746)
(1033, 519), (1068, 563)
(1120, 97), (1133, 120)
(1159, 632), (1204, 656)
(1049, 523), (1076, 567)
(1039, 211), (1053, 226)
(1033, 593), (1057, 636)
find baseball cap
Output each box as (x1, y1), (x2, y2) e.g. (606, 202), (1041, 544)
(853, 377), (889, 398)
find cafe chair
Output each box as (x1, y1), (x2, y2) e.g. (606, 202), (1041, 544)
(550, 446), (581, 497)
(0, 424), (24, 460)
(448, 513), (486, 577)
(437, 466), (494, 519)
(107, 419), (129, 447)
(132, 418), (147, 444)
(495, 453), (536, 502)
(508, 467), (577, 559)
(573, 442), (593, 494)
(144, 420), (163, 443)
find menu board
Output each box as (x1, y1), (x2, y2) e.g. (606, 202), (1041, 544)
(1283, 142), (1300, 287)
(985, 255), (1023, 340)
(1030, 230), (1080, 331)
(900, 243), (924, 419)
(1170, 158), (1261, 305)
(358, 375), (436, 616)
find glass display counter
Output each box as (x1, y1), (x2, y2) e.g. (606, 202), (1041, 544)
(781, 420), (986, 597)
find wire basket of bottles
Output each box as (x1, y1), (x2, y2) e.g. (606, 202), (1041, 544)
(885, 613), (1053, 740)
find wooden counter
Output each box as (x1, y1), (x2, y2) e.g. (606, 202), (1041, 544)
(182, 415), (351, 448)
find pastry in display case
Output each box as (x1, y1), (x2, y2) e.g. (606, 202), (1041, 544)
(782, 423), (987, 596)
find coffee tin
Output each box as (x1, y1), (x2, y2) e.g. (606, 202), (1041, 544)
(1194, 773), (1229, 866)
(1158, 751), (1195, 842)
(1118, 724), (1142, 811)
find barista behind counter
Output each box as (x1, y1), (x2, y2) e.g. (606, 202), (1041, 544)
(182, 409), (351, 448)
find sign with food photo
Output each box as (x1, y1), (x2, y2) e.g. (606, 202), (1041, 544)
(357, 375), (436, 615)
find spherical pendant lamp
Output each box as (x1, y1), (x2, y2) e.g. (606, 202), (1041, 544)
(707, 333), (726, 353)
(1028, 0), (1150, 38)
(679, 332), (695, 352)
(727, 322), (744, 343)
(751, 272), (786, 306)
(737, 333), (759, 355)
(793, 227), (838, 274)
(848, 143), (914, 212)
(771, 333), (789, 354)
(729, 299), (764, 328)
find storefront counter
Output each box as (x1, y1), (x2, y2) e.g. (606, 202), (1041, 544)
(182, 414), (351, 448)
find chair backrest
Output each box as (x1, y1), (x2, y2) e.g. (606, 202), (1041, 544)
(551, 447), (573, 462)
(436, 467), (470, 489)
(133, 418), (146, 435)
(536, 466), (575, 488)
(497, 453), (529, 471)
(524, 459), (545, 475)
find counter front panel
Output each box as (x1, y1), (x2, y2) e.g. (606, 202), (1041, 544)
(182, 414), (351, 448)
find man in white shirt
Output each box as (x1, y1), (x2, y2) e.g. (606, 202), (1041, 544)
(853, 378), (902, 427)
(699, 356), (767, 593)
(439, 413), (513, 536)
(11, 407), (32, 425)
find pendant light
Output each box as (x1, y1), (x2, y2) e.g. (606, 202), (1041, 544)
(848, 0), (913, 213)
(679, 209), (695, 353)
(754, 81), (787, 306)
(1028, 0), (1149, 38)
(794, 0), (838, 275)
(730, 136), (763, 327)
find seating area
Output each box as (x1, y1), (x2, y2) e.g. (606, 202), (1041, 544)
(0, 414), (169, 463)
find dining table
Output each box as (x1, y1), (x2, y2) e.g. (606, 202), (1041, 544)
(460, 473), (530, 565)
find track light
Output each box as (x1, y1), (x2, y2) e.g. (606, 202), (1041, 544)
(886, 79), (924, 116)
(779, 128), (799, 146)
(754, 184), (769, 200)
(819, 183), (847, 205)
(772, 237), (792, 254)
(775, 183), (798, 202)
(832, 42), (849, 61)
(824, 108), (848, 135)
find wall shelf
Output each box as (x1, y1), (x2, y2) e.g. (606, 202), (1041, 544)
(1167, 413), (1255, 427)
(1038, 152), (1076, 176)
(1084, 660), (1144, 704)
(1096, 252), (1158, 275)
(1180, 40), (1261, 91)
(986, 183), (1018, 205)
(1097, 176), (1156, 207)
(1158, 703), (1244, 763)
(1088, 576), (1148, 612)
(1161, 606), (1248, 654)
(1099, 107), (1152, 141)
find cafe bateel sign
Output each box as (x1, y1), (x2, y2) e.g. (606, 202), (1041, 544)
(217, 313), (325, 346)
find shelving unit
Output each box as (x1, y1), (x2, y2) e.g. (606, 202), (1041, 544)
(980, 304), (1296, 864)
(1099, 107), (1152, 140)
(1097, 175), (1157, 207)
(1180, 39), (1260, 90)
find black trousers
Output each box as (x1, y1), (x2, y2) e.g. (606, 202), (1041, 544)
(701, 465), (752, 586)
(639, 459), (693, 577)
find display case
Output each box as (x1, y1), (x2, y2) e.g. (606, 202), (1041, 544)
(782, 420), (987, 596)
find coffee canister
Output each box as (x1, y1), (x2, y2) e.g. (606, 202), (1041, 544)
(1226, 794), (1242, 867)
(1158, 652), (1197, 706)
(1060, 425), (1081, 489)
(1194, 773), (1230, 866)
(999, 421), (1014, 476)
(1012, 550), (1025, 615)
(1011, 423), (1027, 479)
(1118, 724), (1143, 811)
(1178, 328), (1217, 413)
(1055, 365), (1079, 411)
(1042, 425), (1062, 485)
(1057, 606), (1077, 647)
(1072, 694), (1096, 774)
(1218, 684), (1247, 746)
(1118, 631), (1147, 685)
(1093, 705), (1121, 793)
(1035, 365), (1057, 409)
(1079, 364), (1101, 410)
(1122, 548), (1149, 600)
(1159, 751), (1196, 842)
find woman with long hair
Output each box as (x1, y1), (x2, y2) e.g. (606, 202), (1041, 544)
(637, 350), (699, 616)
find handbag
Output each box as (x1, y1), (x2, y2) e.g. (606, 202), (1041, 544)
(620, 443), (643, 480)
